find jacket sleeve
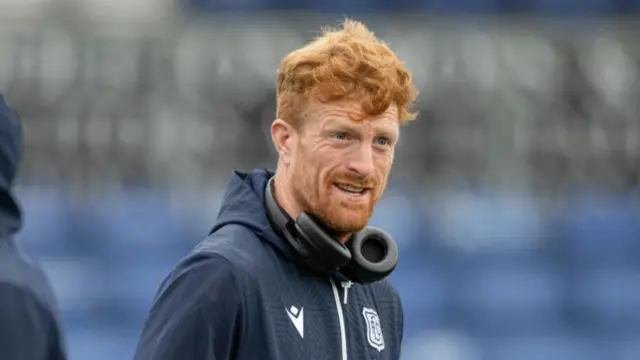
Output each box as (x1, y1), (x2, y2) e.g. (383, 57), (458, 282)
(133, 252), (248, 360)
(0, 282), (65, 360)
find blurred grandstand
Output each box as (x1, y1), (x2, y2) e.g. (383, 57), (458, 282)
(0, 0), (639, 359)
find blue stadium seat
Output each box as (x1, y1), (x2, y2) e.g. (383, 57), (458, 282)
(66, 326), (139, 360)
(436, 194), (543, 253)
(610, 339), (640, 360)
(371, 188), (447, 273)
(391, 266), (451, 337)
(574, 267), (640, 335)
(102, 256), (179, 327)
(454, 257), (564, 336)
(371, 190), (451, 336)
(277, 0), (392, 13)
(402, 330), (484, 360)
(65, 206), (114, 257)
(96, 190), (194, 262)
(187, 0), (272, 12)
(529, 0), (618, 15)
(368, 190), (424, 251)
(14, 187), (71, 257)
(618, 0), (640, 12)
(558, 196), (640, 266)
(38, 258), (104, 320)
(66, 333), (119, 360)
(272, 0), (430, 12)
(422, 0), (501, 13)
(181, 186), (227, 242)
(488, 336), (605, 360)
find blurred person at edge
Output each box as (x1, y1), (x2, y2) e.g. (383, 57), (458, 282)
(133, 19), (418, 360)
(0, 95), (67, 360)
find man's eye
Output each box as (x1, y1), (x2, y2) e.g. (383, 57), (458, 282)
(335, 132), (348, 140)
(376, 137), (390, 146)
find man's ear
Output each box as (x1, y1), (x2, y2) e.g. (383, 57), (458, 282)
(271, 119), (296, 166)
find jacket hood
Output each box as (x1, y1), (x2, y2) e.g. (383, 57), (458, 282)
(210, 168), (299, 264)
(0, 95), (22, 238)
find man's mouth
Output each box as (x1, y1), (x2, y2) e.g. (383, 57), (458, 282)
(334, 182), (369, 195)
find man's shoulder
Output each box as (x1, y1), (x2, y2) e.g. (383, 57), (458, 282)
(134, 227), (264, 360)
(189, 223), (271, 273)
(156, 243), (258, 312)
(168, 223), (275, 297)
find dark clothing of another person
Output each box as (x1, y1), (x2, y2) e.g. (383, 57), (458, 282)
(0, 95), (67, 360)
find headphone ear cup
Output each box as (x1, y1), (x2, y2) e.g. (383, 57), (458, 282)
(342, 227), (398, 283)
(296, 212), (352, 271)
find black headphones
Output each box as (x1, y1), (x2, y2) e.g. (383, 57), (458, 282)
(264, 177), (398, 284)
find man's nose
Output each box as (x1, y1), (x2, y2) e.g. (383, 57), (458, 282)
(346, 142), (375, 177)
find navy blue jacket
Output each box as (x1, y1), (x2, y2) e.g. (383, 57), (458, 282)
(133, 169), (404, 360)
(0, 95), (67, 360)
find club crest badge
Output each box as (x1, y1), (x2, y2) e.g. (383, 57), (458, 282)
(362, 307), (385, 352)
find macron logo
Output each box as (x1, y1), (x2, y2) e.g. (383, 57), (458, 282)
(286, 305), (304, 338)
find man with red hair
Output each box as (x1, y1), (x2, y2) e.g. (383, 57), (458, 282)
(134, 19), (418, 360)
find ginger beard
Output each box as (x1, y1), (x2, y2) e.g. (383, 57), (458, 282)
(289, 139), (388, 238)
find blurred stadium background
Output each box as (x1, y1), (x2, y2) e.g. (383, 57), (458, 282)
(1, 0), (639, 359)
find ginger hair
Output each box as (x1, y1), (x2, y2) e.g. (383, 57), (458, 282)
(276, 19), (418, 128)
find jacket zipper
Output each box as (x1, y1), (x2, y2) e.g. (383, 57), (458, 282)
(341, 281), (353, 305)
(330, 278), (348, 360)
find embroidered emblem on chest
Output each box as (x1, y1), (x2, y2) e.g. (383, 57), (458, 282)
(362, 307), (384, 352)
